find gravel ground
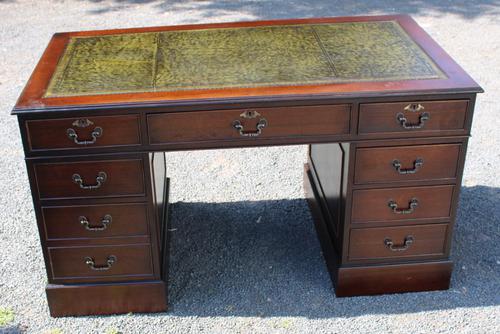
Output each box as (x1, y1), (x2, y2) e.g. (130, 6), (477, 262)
(1, 1), (499, 333)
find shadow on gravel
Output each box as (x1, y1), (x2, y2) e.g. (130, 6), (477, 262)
(0, 325), (26, 334)
(165, 185), (499, 318)
(77, 0), (500, 20)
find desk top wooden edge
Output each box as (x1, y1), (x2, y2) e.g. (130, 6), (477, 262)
(12, 14), (483, 114)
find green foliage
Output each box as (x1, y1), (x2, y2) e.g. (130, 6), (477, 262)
(44, 328), (63, 334)
(105, 328), (122, 334)
(0, 307), (14, 326)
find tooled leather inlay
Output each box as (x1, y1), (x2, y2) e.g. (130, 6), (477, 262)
(45, 21), (445, 97)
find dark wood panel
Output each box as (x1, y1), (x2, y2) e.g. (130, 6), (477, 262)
(160, 177), (170, 280)
(351, 185), (454, 223)
(335, 261), (452, 296)
(358, 100), (468, 135)
(150, 152), (166, 235)
(348, 223), (448, 260)
(26, 115), (141, 151)
(149, 152), (170, 281)
(42, 203), (149, 240)
(46, 281), (167, 316)
(309, 143), (345, 240)
(303, 163), (341, 284)
(354, 143), (461, 184)
(48, 244), (153, 282)
(34, 159), (145, 200)
(148, 104), (351, 144)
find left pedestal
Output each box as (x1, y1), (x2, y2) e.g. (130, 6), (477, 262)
(24, 150), (169, 317)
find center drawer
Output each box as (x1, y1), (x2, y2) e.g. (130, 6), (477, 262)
(147, 104), (350, 144)
(34, 159), (146, 200)
(48, 244), (154, 283)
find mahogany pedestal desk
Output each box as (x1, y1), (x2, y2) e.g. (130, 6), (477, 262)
(12, 15), (482, 317)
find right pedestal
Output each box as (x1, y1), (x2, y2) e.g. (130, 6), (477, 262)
(304, 139), (466, 297)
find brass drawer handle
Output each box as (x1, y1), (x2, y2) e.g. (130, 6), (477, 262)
(84, 255), (116, 271)
(232, 118), (268, 137)
(388, 198), (418, 214)
(404, 103), (425, 112)
(384, 235), (414, 252)
(392, 158), (424, 174)
(396, 112), (430, 129)
(79, 214), (112, 231)
(67, 126), (103, 145)
(72, 171), (107, 190)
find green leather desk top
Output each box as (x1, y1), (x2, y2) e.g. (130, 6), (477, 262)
(45, 20), (445, 98)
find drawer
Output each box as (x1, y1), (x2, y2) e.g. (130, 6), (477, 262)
(351, 185), (454, 223)
(354, 143), (461, 184)
(348, 224), (448, 261)
(34, 159), (145, 200)
(358, 100), (468, 135)
(26, 115), (141, 151)
(42, 203), (149, 240)
(148, 104), (350, 144)
(48, 244), (154, 282)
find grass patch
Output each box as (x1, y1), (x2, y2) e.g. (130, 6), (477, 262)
(0, 307), (14, 326)
(44, 329), (63, 334)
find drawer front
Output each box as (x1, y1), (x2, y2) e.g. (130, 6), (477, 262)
(26, 115), (141, 151)
(351, 185), (454, 223)
(358, 100), (468, 135)
(348, 224), (448, 261)
(148, 104), (350, 144)
(48, 244), (154, 282)
(42, 203), (149, 240)
(354, 143), (461, 184)
(35, 159), (145, 200)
